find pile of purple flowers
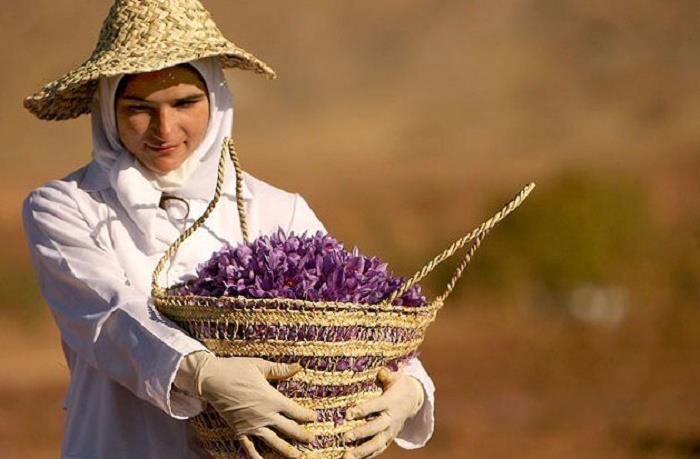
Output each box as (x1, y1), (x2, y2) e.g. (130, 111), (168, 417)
(177, 229), (426, 307)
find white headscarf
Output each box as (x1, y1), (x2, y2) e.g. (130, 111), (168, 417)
(90, 57), (235, 254)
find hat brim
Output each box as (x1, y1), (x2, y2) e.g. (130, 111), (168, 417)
(24, 42), (276, 121)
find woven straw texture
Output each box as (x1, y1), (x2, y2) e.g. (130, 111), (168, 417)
(24, 0), (275, 121)
(152, 139), (535, 458)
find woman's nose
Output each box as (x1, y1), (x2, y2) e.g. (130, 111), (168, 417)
(151, 107), (175, 140)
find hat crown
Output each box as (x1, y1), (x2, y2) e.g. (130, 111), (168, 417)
(95, 0), (224, 56)
(24, 0), (275, 120)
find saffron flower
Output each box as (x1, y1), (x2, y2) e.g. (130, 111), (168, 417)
(177, 228), (426, 307)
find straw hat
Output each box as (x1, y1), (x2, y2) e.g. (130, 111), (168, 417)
(24, 0), (276, 121)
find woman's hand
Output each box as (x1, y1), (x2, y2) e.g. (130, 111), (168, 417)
(341, 368), (425, 459)
(176, 351), (316, 459)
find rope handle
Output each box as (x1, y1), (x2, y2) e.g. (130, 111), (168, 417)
(151, 138), (249, 293)
(384, 182), (536, 306)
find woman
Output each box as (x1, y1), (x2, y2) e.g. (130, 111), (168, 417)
(22, 1), (436, 458)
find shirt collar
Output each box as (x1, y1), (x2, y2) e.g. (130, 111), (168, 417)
(80, 160), (254, 201)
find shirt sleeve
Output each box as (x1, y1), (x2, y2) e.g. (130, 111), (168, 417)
(22, 183), (210, 420)
(288, 193), (436, 449)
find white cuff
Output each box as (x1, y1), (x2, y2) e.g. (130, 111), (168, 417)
(394, 357), (436, 449)
(167, 347), (210, 419)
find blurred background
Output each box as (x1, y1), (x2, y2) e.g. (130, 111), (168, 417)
(1, 1), (699, 457)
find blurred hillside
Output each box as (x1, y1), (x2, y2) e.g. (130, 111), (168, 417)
(1, 1), (699, 458)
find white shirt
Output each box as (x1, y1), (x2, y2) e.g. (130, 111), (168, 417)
(22, 160), (436, 459)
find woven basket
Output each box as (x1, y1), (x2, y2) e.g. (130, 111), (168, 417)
(152, 139), (535, 458)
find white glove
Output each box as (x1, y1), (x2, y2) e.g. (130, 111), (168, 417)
(175, 351), (316, 459)
(341, 368), (425, 459)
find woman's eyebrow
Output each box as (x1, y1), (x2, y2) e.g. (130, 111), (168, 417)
(120, 95), (149, 102)
(176, 94), (206, 102)
(120, 93), (206, 103)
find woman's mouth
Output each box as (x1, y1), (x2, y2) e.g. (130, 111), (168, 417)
(146, 143), (180, 154)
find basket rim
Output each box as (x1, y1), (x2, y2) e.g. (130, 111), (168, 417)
(152, 287), (442, 314)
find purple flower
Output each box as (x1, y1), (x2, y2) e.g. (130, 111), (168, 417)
(177, 229), (427, 307)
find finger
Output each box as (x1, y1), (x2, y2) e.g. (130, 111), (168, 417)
(343, 414), (391, 443)
(256, 360), (304, 381)
(256, 427), (302, 459)
(273, 414), (316, 443)
(277, 395), (317, 423)
(377, 368), (399, 387)
(342, 429), (391, 459)
(239, 435), (263, 459)
(366, 443), (392, 459)
(345, 396), (388, 421)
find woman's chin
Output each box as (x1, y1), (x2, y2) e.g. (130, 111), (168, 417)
(132, 144), (194, 174)
(147, 151), (190, 174)
(144, 158), (183, 175)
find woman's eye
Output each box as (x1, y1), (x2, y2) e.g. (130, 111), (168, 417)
(127, 105), (149, 112)
(175, 100), (196, 108)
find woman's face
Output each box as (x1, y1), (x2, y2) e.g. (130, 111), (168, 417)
(115, 65), (209, 174)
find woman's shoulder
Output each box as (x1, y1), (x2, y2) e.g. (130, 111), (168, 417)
(25, 165), (92, 207)
(241, 172), (302, 212)
(243, 172), (295, 199)
(22, 164), (102, 241)
(23, 162), (110, 227)
(242, 172), (326, 235)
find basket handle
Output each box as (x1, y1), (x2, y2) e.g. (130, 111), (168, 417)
(151, 138), (249, 294)
(384, 182), (536, 306)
